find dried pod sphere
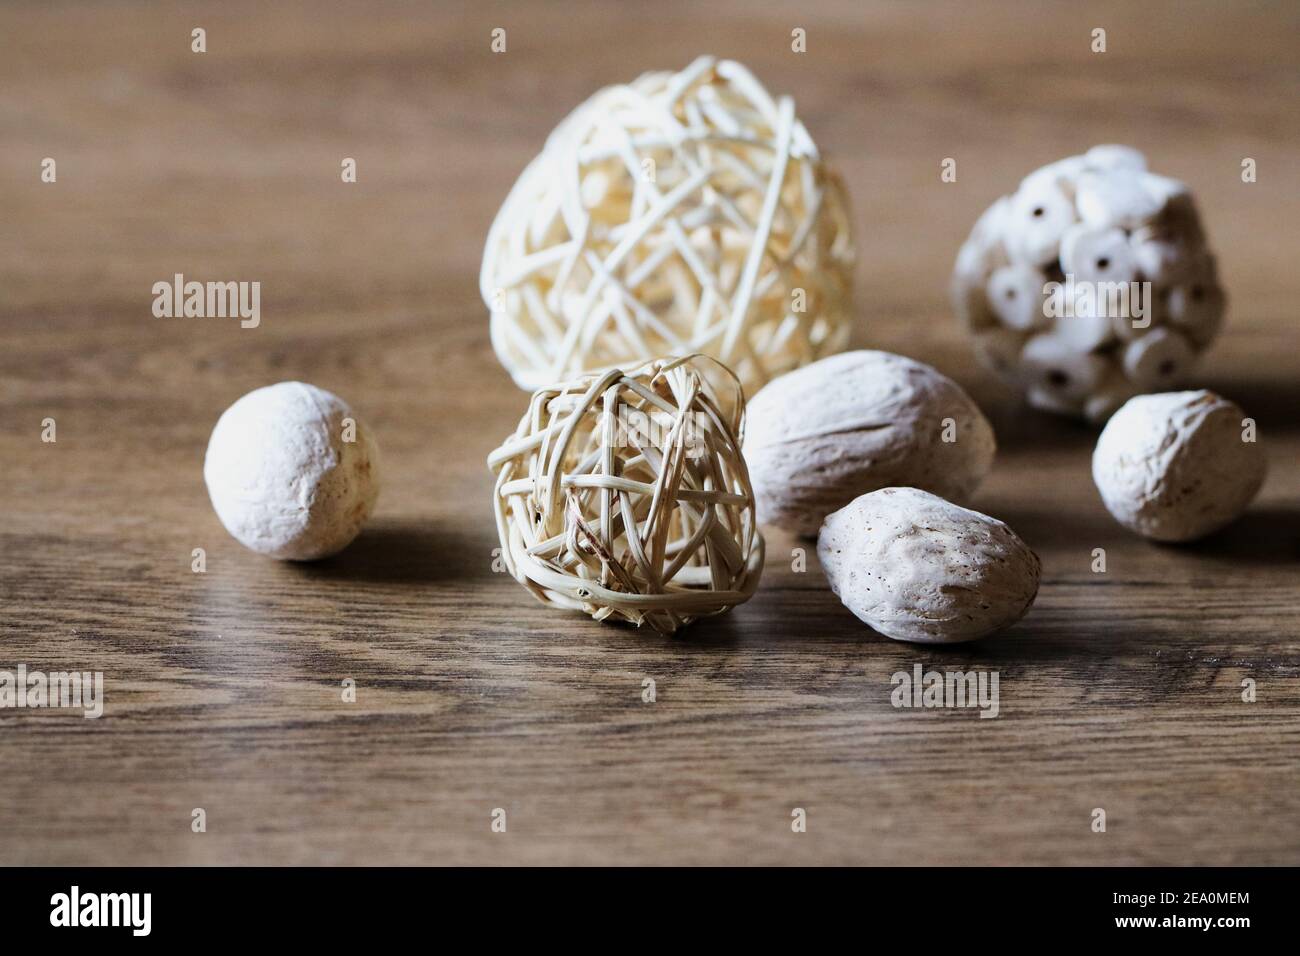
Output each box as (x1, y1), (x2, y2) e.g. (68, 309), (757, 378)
(818, 487), (1041, 644)
(1092, 390), (1265, 541)
(744, 351), (996, 537)
(952, 145), (1226, 422)
(482, 55), (854, 400)
(204, 382), (380, 560)
(487, 355), (764, 635)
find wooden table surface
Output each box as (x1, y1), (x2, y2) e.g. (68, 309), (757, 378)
(2, 0), (1297, 866)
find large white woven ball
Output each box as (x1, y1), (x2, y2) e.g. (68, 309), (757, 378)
(952, 145), (1226, 423)
(487, 354), (764, 635)
(482, 55), (855, 400)
(204, 382), (380, 560)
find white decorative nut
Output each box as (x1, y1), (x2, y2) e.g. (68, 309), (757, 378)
(817, 487), (1041, 644)
(204, 382), (380, 560)
(744, 351), (996, 537)
(1092, 390), (1266, 542)
(952, 146), (1226, 421)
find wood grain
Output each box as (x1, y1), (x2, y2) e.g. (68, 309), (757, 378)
(1, 0), (1297, 865)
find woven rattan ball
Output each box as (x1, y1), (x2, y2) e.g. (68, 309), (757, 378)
(481, 55), (854, 400)
(487, 354), (765, 635)
(952, 145), (1225, 423)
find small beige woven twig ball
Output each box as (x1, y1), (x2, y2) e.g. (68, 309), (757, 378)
(487, 354), (765, 635)
(481, 55), (855, 401)
(952, 145), (1225, 423)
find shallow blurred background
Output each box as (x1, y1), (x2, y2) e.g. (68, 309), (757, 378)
(1, 1), (1297, 865)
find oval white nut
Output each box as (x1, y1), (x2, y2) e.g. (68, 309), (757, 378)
(204, 382), (380, 560)
(817, 487), (1041, 644)
(744, 351), (996, 537)
(1092, 390), (1265, 542)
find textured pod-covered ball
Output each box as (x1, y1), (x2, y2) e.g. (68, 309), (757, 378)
(744, 351), (996, 537)
(952, 145), (1226, 422)
(481, 55), (854, 400)
(1092, 390), (1265, 542)
(204, 382), (380, 560)
(487, 355), (764, 635)
(818, 488), (1041, 644)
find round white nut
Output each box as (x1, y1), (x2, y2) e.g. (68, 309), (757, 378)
(744, 351), (996, 537)
(203, 382), (380, 560)
(1092, 390), (1265, 542)
(817, 487), (1041, 644)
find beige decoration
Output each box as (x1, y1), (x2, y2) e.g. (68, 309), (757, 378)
(818, 487), (1041, 644)
(744, 350), (997, 536)
(952, 145), (1225, 423)
(487, 354), (764, 635)
(481, 55), (854, 400)
(1092, 390), (1266, 542)
(204, 382), (380, 561)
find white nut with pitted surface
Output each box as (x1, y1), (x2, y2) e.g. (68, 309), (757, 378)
(204, 382), (380, 560)
(952, 145), (1226, 423)
(1092, 390), (1265, 542)
(817, 487), (1041, 644)
(743, 351), (996, 537)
